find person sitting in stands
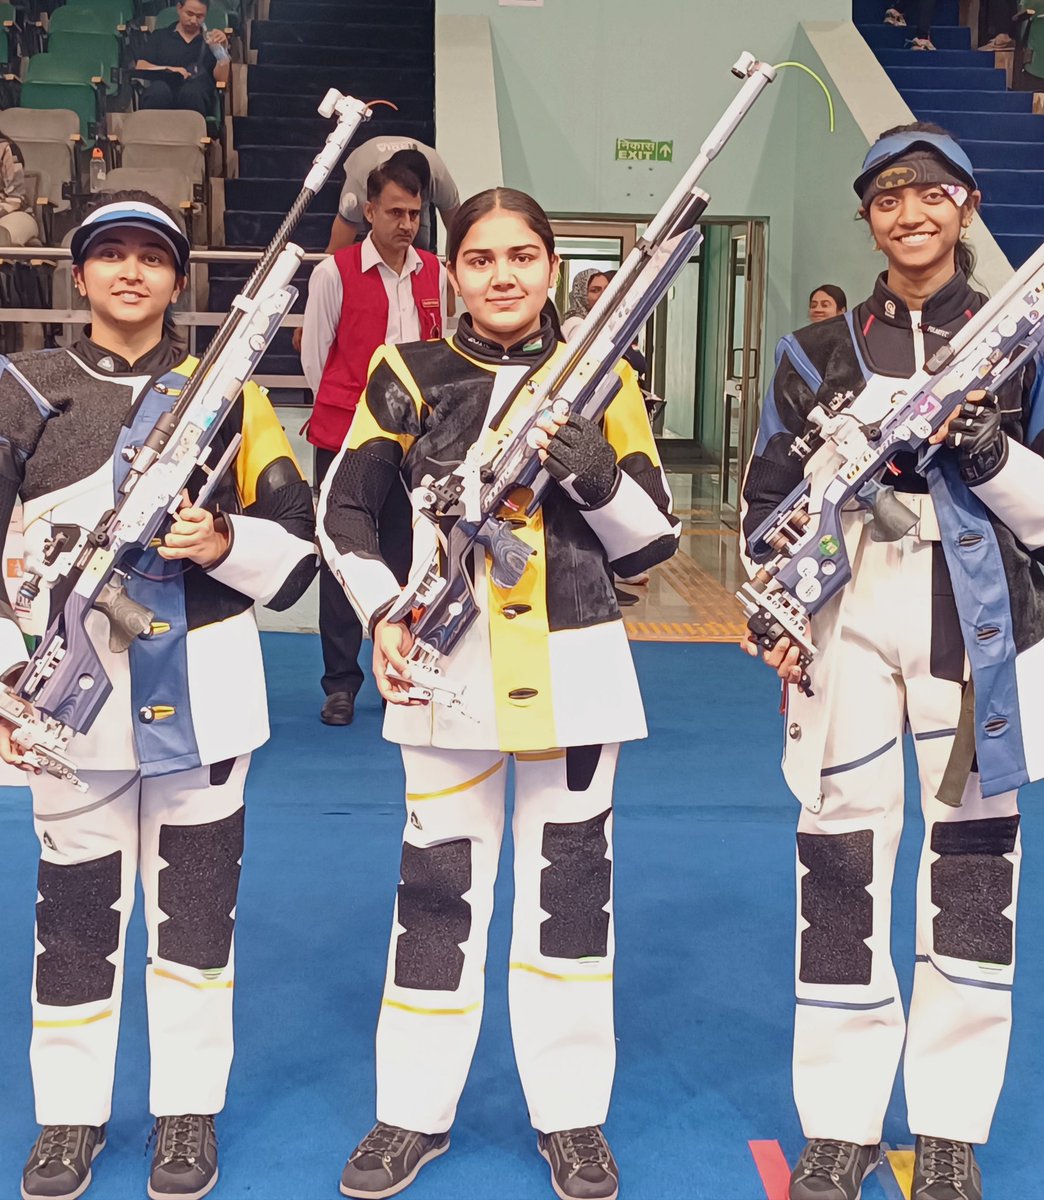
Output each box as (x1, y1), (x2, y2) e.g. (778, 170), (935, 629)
(0, 136), (38, 247)
(135, 0), (229, 118)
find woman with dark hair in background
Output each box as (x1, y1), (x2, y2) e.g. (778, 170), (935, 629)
(319, 187), (679, 1200)
(1, 192), (316, 1200)
(560, 266), (610, 340)
(742, 123), (1044, 1200)
(807, 283), (847, 323)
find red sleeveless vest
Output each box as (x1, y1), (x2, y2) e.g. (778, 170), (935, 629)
(308, 242), (443, 451)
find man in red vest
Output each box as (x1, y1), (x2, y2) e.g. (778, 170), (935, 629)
(302, 157), (447, 725)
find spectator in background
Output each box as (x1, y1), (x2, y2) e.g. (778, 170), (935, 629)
(808, 283), (848, 323)
(301, 157), (447, 727)
(980, 0), (1018, 50)
(560, 268), (609, 339)
(885, 1), (937, 49)
(327, 141), (459, 255)
(135, 0), (229, 117)
(0, 136), (37, 246)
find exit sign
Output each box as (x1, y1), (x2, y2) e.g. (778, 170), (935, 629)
(615, 138), (673, 162)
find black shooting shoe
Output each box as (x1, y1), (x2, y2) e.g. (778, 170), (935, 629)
(912, 1137), (982, 1200)
(538, 1127), (619, 1200)
(147, 1115), (218, 1200)
(339, 1123), (450, 1198)
(789, 1139), (882, 1200)
(22, 1125), (106, 1200)
(321, 692), (355, 726)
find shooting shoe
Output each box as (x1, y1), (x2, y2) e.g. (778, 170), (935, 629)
(789, 1139), (881, 1200)
(340, 1123), (450, 1197)
(538, 1127), (619, 1200)
(148, 1115), (218, 1200)
(911, 1137), (982, 1200)
(22, 1125), (106, 1200)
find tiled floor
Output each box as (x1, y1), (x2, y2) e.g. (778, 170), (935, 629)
(264, 408), (747, 644)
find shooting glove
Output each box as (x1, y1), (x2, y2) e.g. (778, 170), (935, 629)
(946, 392), (1008, 485)
(541, 413), (619, 507)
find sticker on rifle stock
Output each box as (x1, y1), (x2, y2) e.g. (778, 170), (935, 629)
(796, 557), (819, 579)
(917, 395), (940, 417)
(797, 577), (822, 604)
(819, 535), (840, 557)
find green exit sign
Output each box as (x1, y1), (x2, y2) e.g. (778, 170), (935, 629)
(615, 138), (673, 162)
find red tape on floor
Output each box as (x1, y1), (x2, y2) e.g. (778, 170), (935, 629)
(749, 1140), (792, 1200)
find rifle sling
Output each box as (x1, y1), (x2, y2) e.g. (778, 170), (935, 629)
(936, 678), (976, 808)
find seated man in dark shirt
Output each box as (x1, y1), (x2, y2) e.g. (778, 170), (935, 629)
(135, 0), (229, 117)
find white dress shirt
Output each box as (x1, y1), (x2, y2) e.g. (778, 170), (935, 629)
(301, 233), (448, 395)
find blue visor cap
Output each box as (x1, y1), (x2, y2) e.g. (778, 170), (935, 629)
(854, 132), (977, 203)
(70, 201), (191, 276)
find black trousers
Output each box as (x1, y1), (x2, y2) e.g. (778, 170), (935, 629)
(140, 74), (214, 118)
(894, 0), (936, 38)
(985, 0), (1016, 38)
(314, 446), (413, 697)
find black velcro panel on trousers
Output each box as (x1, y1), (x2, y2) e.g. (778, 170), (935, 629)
(157, 807), (245, 970)
(394, 839), (472, 991)
(931, 815), (1019, 965)
(540, 809), (612, 959)
(36, 852), (122, 1006)
(797, 830), (874, 985)
(565, 745), (603, 793)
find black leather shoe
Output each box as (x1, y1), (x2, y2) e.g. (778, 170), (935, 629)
(321, 693), (355, 726)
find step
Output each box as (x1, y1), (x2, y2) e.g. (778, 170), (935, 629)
(233, 114), (431, 148)
(885, 65), (1006, 90)
(248, 91), (434, 122)
(974, 168), (1044, 204)
(899, 88), (1033, 113)
(224, 209), (331, 250)
(980, 202), (1044, 235)
(917, 109), (1044, 142)
(247, 64), (433, 98)
(853, 0), (958, 24)
(963, 138), (1044, 167)
(874, 47), (1000, 69)
(859, 24), (971, 50)
(225, 177), (341, 214)
(249, 19), (432, 51)
(267, 0), (431, 25)
(258, 43), (433, 68)
(992, 232), (1040, 267)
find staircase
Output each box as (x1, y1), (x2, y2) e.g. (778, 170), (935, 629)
(855, 0), (1044, 267)
(213, 0), (435, 381)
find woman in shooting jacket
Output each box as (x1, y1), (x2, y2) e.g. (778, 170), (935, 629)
(741, 124), (1044, 1200)
(0, 194), (316, 1200)
(318, 187), (679, 1200)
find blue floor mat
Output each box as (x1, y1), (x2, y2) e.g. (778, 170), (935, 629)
(0, 635), (1041, 1199)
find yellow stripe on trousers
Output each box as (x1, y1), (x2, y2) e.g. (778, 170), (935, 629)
(510, 961), (613, 983)
(382, 997), (482, 1017)
(406, 759), (504, 802)
(33, 1007), (114, 1029)
(152, 967), (235, 990)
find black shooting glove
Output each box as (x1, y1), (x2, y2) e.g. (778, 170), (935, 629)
(945, 392), (1008, 486)
(541, 412), (619, 507)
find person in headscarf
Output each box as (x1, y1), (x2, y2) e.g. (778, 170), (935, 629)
(560, 267), (609, 340)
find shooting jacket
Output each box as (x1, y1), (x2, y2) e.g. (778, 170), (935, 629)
(742, 271), (1044, 804)
(0, 334), (316, 775)
(318, 314), (680, 752)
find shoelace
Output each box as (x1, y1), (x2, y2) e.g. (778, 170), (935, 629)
(557, 1128), (611, 1169)
(36, 1126), (82, 1168)
(920, 1138), (969, 1184)
(150, 1116), (209, 1166)
(353, 1124), (410, 1163)
(801, 1140), (855, 1178)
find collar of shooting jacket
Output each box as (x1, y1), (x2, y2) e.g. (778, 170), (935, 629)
(865, 269), (983, 332)
(72, 330), (184, 377)
(453, 312), (559, 365)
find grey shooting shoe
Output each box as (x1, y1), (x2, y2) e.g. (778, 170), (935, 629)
(147, 1115), (218, 1200)
(912, 1137), (982, 1200)
(537, 1127), (619, 1200)
(789, 1139), (882, 1200)
(22, 1125), (106, 1200)
(339, 1122), (450, 1198)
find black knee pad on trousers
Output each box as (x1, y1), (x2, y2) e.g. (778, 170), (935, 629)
(797, 830), (873, 985)
(36, 852), (122, 1005)
(395, 839), (472, 991)
(931, 815), (1019, 965)
(157, 807), (244, 970)
(540, 809), (612, 959)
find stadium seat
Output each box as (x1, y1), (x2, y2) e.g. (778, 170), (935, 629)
(98, 164), (197, 241)
(0, 107), (82, 240)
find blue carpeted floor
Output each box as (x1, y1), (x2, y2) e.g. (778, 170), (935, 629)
(1, 634), (1042, 1199)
